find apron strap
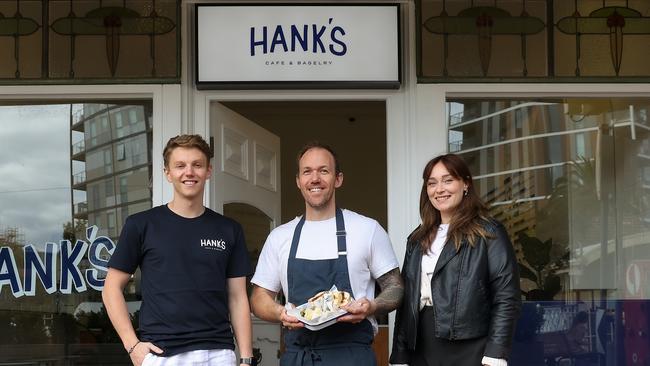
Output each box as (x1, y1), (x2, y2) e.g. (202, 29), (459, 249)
(334, 208), (351, 288)
(287, 215), (306, 299)
(287, 208), (353, 301)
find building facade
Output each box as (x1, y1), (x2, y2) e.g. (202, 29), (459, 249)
(1, 1), (649, 365)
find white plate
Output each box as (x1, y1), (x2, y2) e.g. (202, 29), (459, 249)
(287, 302), (348, 331)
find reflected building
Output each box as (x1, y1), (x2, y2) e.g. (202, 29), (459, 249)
(448, 99), (650, 302)
(70, 103), (153, 242)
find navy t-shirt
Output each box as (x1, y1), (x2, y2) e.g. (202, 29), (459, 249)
(108, 205), (252, 356)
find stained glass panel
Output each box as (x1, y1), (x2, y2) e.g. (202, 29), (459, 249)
(0, 0), (179, 84)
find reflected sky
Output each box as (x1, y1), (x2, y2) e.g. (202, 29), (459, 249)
(0, 104), (72, 248)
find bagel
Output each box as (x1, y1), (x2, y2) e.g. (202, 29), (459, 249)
(301, 306), (322, 320)
(300, 289), (353, 321)
(308, 291), (327, 303)
(333, 290), (351, 307)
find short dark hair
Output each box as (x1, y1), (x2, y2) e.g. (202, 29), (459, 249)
(296, 141), (341, 175)
(163, 134), (212, 168)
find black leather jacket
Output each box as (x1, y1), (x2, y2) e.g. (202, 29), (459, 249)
(390, 220), (521, 363)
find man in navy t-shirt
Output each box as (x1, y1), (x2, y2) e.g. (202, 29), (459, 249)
(102, 134), (255, 366)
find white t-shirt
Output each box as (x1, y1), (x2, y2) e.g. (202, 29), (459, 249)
(420, 223), (448, 309)
(251, 209), (399, 330)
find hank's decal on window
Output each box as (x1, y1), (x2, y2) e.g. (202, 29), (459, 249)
(0, 226), (114, 297)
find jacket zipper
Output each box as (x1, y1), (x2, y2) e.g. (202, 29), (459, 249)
(411, 251), (423, 349)
(427, 253), (439, 341)
(450, 245), (467, 340)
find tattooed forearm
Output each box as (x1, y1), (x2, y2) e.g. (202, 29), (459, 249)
(374, 268), (404, 316)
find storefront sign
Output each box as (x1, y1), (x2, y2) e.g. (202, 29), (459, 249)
(196, 4), (400, 89)
(0, 226), (113, 297)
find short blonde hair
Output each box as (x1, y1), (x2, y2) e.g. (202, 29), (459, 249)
(163, 134), (212, 168)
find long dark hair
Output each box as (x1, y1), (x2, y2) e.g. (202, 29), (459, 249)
(410, 154), (492, 252)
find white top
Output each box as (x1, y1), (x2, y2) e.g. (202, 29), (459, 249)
(419, 224), (448, 310)
(251, 209), (399, 332)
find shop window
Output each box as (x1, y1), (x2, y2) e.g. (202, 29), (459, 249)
(0, 101), (152, 365)
(447, 97), (650, 365)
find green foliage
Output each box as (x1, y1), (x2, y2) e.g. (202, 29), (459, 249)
(0, 306), (137, 346)
(62, 219), (88, 242)
(0, 310), (48, 344)
(519, 233), (551, 270)
(517, 232), (567, 300)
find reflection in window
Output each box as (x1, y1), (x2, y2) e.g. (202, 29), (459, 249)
(0, 101), (152, 364)
(447, 98), (650, 365)
(448, 98), (650, 298)
(117, 143), (126, 161)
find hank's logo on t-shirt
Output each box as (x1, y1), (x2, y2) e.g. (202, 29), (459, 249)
(200, 239), (226, 251)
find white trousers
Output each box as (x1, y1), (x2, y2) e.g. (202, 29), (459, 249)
(142, 349), (236, 366)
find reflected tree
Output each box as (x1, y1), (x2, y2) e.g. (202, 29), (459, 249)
(62, 219), (88, 242)
(517, 233), (568, 300)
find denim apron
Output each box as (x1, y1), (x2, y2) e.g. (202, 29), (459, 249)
(280, 208), (376, 366)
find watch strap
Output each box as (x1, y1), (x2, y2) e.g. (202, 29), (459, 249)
(240, 357), (256, 366)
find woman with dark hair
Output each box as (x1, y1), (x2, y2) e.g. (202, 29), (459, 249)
(390, 154), (521, 366)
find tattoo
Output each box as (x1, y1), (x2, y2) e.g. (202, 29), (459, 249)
(374, 268), (404, 316)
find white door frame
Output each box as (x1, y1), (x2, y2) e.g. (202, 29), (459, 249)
(190, 89), (415, 353)
(191, 90), (415, 256)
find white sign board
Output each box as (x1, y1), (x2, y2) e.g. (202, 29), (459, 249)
(196, 4), (400, 89)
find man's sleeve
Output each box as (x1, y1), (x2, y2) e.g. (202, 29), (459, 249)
(108, 216), (142, 274)
(250, 232), (282, 293)
(226, 222), (252, 278)
(369, 222), (400, 279)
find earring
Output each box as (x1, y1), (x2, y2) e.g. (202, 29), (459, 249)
(463, 190), (468, 196)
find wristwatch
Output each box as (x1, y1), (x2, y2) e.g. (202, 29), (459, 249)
(240, 357), (257, 366)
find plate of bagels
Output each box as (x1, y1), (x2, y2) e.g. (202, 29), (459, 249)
(287, 285), (354, 330)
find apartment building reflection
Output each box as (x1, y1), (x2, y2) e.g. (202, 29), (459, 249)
(70, 102), (153, 243)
